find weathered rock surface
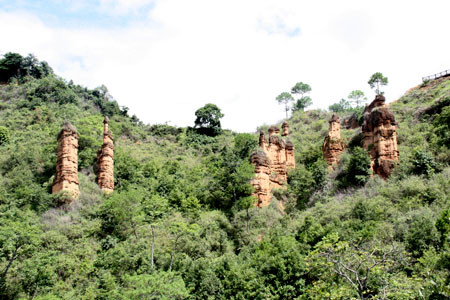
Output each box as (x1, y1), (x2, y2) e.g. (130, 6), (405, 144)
(323, 114), (344, 169)
(250, 123), (295, 207)
(362, 95), (399, 178)
(96, 116), (114, 193)
(343, 113), (360, 129)
(52, 122), (80, 199)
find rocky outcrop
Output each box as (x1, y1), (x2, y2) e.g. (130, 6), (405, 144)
(362, 95), (399, 178)
(323, 114), (344, 169)
(343, 113), (360, 129)
(250, 123), (295, 207)
(250, 150), (271, 206)
(52, 122), (80, 199)
(96, 116), (114, 193)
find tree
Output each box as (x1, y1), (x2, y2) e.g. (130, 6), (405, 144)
(329, 98), (351, 112)
(276, 92), (294, 118)
(291, 82), (312, 112)
(194, 103), (224, 136)
(348, 90), (367, 107)
(368, 73), (388, 95)
(292, 96), (312, 112)
(0, 52), (23, 82)
(316, 236), (401, 300)
(0, 52), (53, 83)
(291, 82), (311, 98)
(336, 147), (372, 188)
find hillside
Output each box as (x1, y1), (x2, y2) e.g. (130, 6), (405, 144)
(0, 55), (449, 299)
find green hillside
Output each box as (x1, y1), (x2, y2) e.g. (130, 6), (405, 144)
(0, 54), (449, 299)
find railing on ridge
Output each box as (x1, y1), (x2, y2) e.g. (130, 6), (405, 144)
(422, 69), (450, 82)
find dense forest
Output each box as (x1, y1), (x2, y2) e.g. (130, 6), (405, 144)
(0, 53), (449, 299)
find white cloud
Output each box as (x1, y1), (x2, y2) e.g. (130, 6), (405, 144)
(0, 0), (449, 132)
(98, 0), (155, 15)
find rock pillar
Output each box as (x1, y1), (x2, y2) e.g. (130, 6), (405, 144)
(52, 122), (80, 199)
(322, 114), (344, 169)
(362, 95), (399, 178)
(250, 122), (295, 207)
(282, 122), (295, 169)
(96, 116), (114, 193)
(250, 151), (271, 207)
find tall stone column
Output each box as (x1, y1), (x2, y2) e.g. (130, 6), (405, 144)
(96, 116), (114, 193)
(282, 122), (295, 169)
(52, 122), (80, 199)
(250, 122), (296, 208)
(362, 95), (399, 178)
(322, 114), (344, 169)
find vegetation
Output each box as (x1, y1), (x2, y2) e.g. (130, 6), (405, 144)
(0, 52), (53, 83)
(193, 103), (224, 137)
(276, 92), (294, 118)
(329, 98), (351, 112)
(368, 72), (388, 95)
(0, 53), (449, 299)
(348, 90), (367, 107)
(291, 81), (312, 112)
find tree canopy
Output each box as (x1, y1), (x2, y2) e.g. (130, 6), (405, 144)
(348, 90), (367, 107)
(291, 82), (312, 112)
(368, 72), (388, 95)
(276, 92), (294, 118)
(194, 103), (224, 136)
(0, 52), (53, 83)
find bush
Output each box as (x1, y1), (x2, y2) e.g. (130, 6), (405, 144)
(336, 147), (372, 188)
(406, 210), (440, 258)
(288, 165), (316, 209)
(411, 149), (437, 176)
(433, 105), (450, 147)
(0, 126), (10, 146)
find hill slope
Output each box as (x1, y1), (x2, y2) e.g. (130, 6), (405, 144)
(0, 57), (449, 299)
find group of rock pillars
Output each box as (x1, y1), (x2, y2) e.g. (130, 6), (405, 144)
(51, 116), (114, 200)
(251, 95), (399, 208)
(51, 95), (398, 206)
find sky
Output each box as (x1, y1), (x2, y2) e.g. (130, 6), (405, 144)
(0, 0), (449, 132)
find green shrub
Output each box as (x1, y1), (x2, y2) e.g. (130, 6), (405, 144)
(406, 210), (440, 258)
(0, 126), (10, 145)
(287, 165), (316, 209)
(411, 149), (437, 176)
(436, 209), (450, 247)
(433, 105), (450, 147)
(336, 147), (372, 188)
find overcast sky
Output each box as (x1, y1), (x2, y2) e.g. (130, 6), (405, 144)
(0, 0), (449, 132)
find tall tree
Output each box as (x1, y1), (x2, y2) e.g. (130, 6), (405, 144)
(276, 92), (294, 118)
(291, 82), (312, 112)
(368, 73), (388, 95)
(348, 90), (367, 107)
(194, 103), (224, 136)
(329, 98), (351, 113)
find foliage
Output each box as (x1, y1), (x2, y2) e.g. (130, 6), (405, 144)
(0, 126), (10, 146)
(194, 103), (224, 136)
(0, 52), (53, 83)
(291, 82), (311, 97)
(0, 53), (450, 299)
(329, 98), (352, 112)
(433, 105), (450, 147)
(291, 82), (312, 112)
(411, 149), (438, 176)
(368, 72), (388, 95)
(336, 147), (372, 188)
(120, 272), (189, 299)
(348, 90), (367, 107)
(292, 96), (313, 112)
(276, 91), (294, 118)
